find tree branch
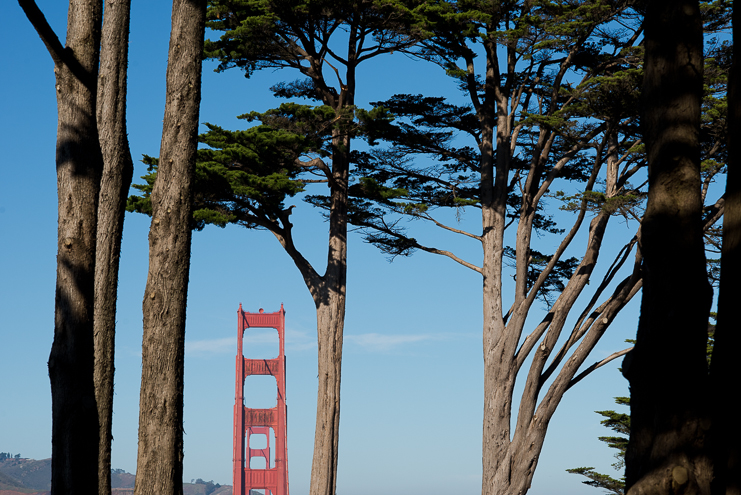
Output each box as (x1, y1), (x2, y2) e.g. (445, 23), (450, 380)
(420, 212), (481, 241)
(566, 347), (633, 391)
(18, 0), (65, 67)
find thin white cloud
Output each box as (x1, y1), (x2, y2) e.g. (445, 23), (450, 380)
(185, 327), (316, 356)
(185, 337), (233, 355)
(285, 328), (316, 351)
(345, 332), (448, 352)
(186, 330), (459, 356)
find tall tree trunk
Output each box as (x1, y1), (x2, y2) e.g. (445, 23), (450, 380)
(622, 1), (712, 493)
(709, 4), (741, 494)
(134, 1), (206, 494)
(481, 94), (511, 495)
(309, 128), (349, 495)
(94, 1), (134, 494)
(19, 0), (106, 492)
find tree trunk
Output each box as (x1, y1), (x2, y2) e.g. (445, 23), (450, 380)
(47, 0), (104, 493)
(308, 126), (349, 495)
(481, 91), (511, 495)
(310, 297), (345, 495)
(134, 1), (206, 494)
(709, 4), (741, 494)
(94, 1), (134, 494)
(622, 1), (712, 493)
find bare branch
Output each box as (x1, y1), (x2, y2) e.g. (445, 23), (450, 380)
(534, 123), (608, 204)
(363, 219), (482, 273)
(541, 233), (639, 380)
(464, 54), (483, 117)
(234, 208), (323, 299)
(533, 258), (643, 424)
(18, 0), (66, 67)
(415, 244), (482, 273)
(296, 156), (333, 180)
(420, 212), (482, 241)
(566, 347), (633, 391)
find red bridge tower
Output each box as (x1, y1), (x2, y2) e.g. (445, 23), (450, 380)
(233, 304), (289, 495)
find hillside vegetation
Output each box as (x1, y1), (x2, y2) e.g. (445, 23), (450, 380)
(0, 456), (234, 495)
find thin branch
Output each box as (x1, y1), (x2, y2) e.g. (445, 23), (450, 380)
(534, 122), (608, 204)
(703, 195), (725, 229)
(234, 208), (323, 298)
(363, 220), (482, 273)
(464, 53), (483, 117)
(539, 233), (638, 384)
(321, 57), (346, 92)
(414, 244), (482, 273)
(420, 212), (482, 241)
(519, 128), (609, 320)
(566, 347), (633, 391)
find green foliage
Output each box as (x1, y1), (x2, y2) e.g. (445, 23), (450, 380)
(566, 467), (625, 495)
(570, 327), (717, 494)
(128, 105), (335, 230)
(707, 313), (716, 365)
(127, 100), (399, 232)
(552, 188), (646, 220)
(192, 478), (222, 495)
(567, 397), (629, 495)
(336, 0), (653, 272)
(204, 0), (426, 82)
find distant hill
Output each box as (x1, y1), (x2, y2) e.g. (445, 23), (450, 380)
(0, 457), (234, 495)
(1, 465), (39, 494)
(0, 457), (51, 494)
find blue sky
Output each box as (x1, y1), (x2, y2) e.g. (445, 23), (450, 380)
(0, 2), (643, 495)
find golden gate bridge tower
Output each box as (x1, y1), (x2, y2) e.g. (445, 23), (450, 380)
(233, 304), (289, 495)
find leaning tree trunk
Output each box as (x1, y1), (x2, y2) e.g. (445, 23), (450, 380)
(94, 1), (134, 494)
(134, 1), (206, 494)
(622, 1), (712, 494)
(309, 129), (349, 495)
(709, 4), (741, 494)
(18, 0), (106, 492)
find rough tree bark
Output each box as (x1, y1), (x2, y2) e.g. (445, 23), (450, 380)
(200, 7), (401, 492)
(267, 96), (353, 495)
(454, 18), (645, 495)
(94, 1), (134, 494)
(709, 4), (741, 495)
(19, 0), (104, 493)
(350, 5), (650, 494)
(134, 1), (206, 494)
(309, 128), (350, 495)
(622, 1), (712, 494)
(21, 0), (135, 492)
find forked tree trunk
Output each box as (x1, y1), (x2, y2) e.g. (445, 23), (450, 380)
(480, 90), (512, 495)
(94, 1), (134, 494)
(40, 0), (105, 492)
(622, 1), (712, 493)
(21, 0), (134, 491)
(710, 4), (741, 494)
(134, 1), (206, 494)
